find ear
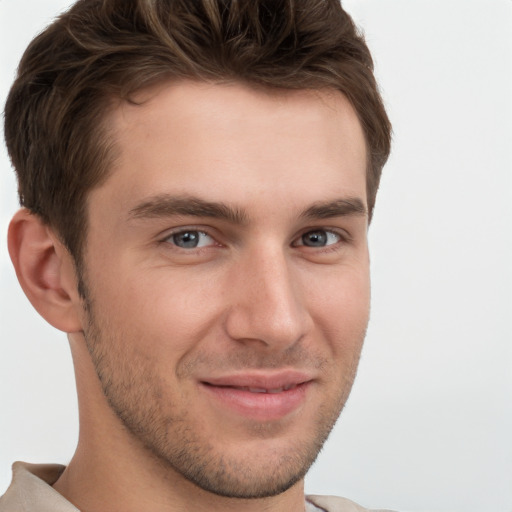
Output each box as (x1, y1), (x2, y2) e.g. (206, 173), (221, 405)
(8, 209), (84, 333)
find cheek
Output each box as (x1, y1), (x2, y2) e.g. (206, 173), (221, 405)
(309, 265), (370, 350)
(88, 263), (225, 357)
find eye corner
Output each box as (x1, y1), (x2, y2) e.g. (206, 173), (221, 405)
(160, 228), (219, 250)
(293, 228), (346, 249)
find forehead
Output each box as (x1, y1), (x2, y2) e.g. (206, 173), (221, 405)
(111, 80), (365, 158)
(93, 80), (367, 217)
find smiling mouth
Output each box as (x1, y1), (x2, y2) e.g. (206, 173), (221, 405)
(204, 383), (299, 394)
(200, 379), (310, 421)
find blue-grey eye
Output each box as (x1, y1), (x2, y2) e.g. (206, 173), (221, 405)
(300, 230), (340, 247)
(170, 230), (213, 248)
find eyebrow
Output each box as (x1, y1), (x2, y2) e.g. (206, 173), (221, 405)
(128, 195), (248, 224)
(300, 198), (367, 220)
(128, 194), (367, 224)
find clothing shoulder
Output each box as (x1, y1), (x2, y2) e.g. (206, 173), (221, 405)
(307, 494), (397, 512)
(0, 462), (78, 512)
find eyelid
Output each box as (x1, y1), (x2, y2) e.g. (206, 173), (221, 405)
(292, 227), (351, 247)
(158, 225), (221, 248)
(155, 224), (351, 252)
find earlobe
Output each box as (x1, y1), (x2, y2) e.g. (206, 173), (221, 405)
(8, 209), (84, 333)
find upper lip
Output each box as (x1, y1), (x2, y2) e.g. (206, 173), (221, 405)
(200, 370), (313, 392)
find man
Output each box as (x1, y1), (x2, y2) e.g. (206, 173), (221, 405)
(1, 0), (391, 511)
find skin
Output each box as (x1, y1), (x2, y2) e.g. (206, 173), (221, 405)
(9, 81), (369, 512)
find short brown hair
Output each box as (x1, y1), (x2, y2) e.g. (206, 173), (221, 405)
(4, 0), (391, 265)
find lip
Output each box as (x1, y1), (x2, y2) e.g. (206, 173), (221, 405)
(199, 370), (313, 422)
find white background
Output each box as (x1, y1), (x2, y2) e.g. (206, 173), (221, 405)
(1, 1), (511, 511)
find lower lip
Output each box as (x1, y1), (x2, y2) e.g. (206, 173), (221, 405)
(200, 382), (310, 421)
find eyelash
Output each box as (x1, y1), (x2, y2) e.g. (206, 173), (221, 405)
(292, 229), (349, 252)
(160, 227), (220, 253)
(159, 226), (350, 255)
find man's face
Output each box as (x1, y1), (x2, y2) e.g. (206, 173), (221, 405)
(79, 81), (369, 498)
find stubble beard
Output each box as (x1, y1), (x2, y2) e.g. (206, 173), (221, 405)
(80, 290), (363, 499)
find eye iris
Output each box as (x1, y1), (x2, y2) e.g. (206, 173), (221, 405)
(302, 230), (327, 247)
(173, 231), (199, 248)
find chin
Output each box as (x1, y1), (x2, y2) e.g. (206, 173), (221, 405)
(157, 443), (316, 499)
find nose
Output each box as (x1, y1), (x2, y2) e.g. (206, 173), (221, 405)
(224, 245), (313, 350)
